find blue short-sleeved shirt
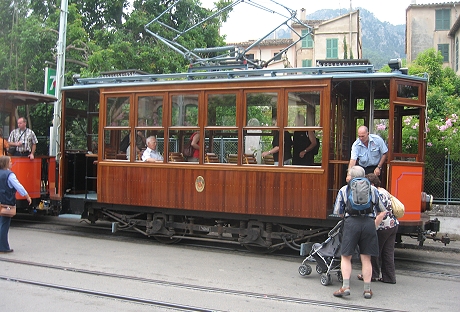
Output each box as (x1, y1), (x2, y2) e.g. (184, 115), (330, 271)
(350, 134), (388, 168)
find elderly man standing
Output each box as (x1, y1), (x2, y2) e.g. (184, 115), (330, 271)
(348, 126), (387, 176)
(332, 166), (385, 299)
(141, 136), (164, 163)
(8, 117), (38, 160)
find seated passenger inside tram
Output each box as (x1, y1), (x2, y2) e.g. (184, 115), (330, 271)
(142, 136), (163, 163)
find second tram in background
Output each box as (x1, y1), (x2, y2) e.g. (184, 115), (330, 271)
(2, 62), (440, 249)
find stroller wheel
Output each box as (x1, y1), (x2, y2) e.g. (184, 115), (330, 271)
(316, 265), (323, 274)
(298, 264), (312, 276)
(320, 273), (331, 286)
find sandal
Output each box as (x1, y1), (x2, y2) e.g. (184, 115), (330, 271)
(357, 274), (377, 282)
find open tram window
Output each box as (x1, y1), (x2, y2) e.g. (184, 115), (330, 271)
(171, 94), (198, 126)
(104, 129), (130, 160)
(205, 129), (238, 163)
(286, 91), (322, 166)
(205, 93), (238, 164)
(393, 106), (423, 161)
(397, 83), (419, 100)
(103, 96), (130, 160)
(244, 92), (279, 164)
(207, 93), (236, 126)
(138, 95), (163, 126)
(243, 128), (275, 165)
(65, 97), (97, 152)
(167, 130), (198, 163)
(246, 92), (278, 127)
(130, 95), (164, 161)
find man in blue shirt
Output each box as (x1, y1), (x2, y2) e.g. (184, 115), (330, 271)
(348, 126), (388, 176)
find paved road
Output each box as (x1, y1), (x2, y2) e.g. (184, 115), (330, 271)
(1, 218), (459, 312)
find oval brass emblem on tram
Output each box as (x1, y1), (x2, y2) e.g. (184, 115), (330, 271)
(195, 176), (205, 192)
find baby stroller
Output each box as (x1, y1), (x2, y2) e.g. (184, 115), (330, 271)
(298, 220), (343, 286)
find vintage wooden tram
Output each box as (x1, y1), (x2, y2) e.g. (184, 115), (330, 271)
(0, 90), (57, 212)
(1, 64), (439, 249)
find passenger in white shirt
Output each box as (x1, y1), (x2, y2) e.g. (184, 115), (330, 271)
(141, 136), (164, 163)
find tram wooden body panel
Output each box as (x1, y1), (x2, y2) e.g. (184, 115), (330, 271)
(98, 163), (328, 219)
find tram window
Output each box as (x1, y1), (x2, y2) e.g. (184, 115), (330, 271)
(243, 129), (274, 165)
(287, 91), (320, 127)
(246, 92), (278, 127)
(168, 130), (198, 163)
(373, 119), (389, 144)
(207, 93), (236, 126)
(205, 130), (238, 163)
(104, 129), (130, 160)
(393, 109), (421, 161)
(355, 98), (365, 111)
(107, 97), (129, 126)
(397, 84), (419, 100)
(171, 94), (198, 126)
(138, 96), (163, 126)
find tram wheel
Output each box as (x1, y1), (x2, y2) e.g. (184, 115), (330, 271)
(153, 235), (182, 244)
(298, 264), (312, 276)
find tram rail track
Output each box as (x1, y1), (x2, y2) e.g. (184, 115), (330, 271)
(0, 257), (406, 312)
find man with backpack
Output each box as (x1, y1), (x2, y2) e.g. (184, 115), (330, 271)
(332, 166), (386, 299)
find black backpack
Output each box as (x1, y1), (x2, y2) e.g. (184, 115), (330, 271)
(345, 177), (376, 215)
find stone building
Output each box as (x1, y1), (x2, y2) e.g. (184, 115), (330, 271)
(406, 1), (460, 72)
(229, 9), (363, 69)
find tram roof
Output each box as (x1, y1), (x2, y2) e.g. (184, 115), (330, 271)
(63, 66), (428, 91)
(0, 90), (57, 105)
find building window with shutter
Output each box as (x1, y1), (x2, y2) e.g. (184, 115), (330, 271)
(438, 44), (449, 62)
(302, 59), (312, 67)
(301, 30), (314, 48)
(326, 38), (338, 59)
(435, 9), (450, 30)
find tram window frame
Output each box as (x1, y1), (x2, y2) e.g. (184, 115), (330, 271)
(205, 129), (239, 164)
(396, 82), (420, 101)
(285, 89), (323, 167)
(131, 94), (165, 161)
(171, 94), (199, 127)
(168, 92), (201, 163)
(392, 105), (423, 162)
(243, 90), (280, 165)
(103, 95), (131, 161)
(205, 92), (239, 164)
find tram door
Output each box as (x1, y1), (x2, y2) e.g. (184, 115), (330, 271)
(328, 78), (427, 218)
(387, 79), (427, 221)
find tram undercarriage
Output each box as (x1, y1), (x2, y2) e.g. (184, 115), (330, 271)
(86, 207), (335, 251)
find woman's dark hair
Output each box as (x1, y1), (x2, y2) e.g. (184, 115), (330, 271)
(365, 173), (381, 187)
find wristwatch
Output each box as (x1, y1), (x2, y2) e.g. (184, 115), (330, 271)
(378, 166), (382, 170)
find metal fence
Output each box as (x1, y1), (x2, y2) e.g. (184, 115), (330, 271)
(424, 150), (460, 204)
